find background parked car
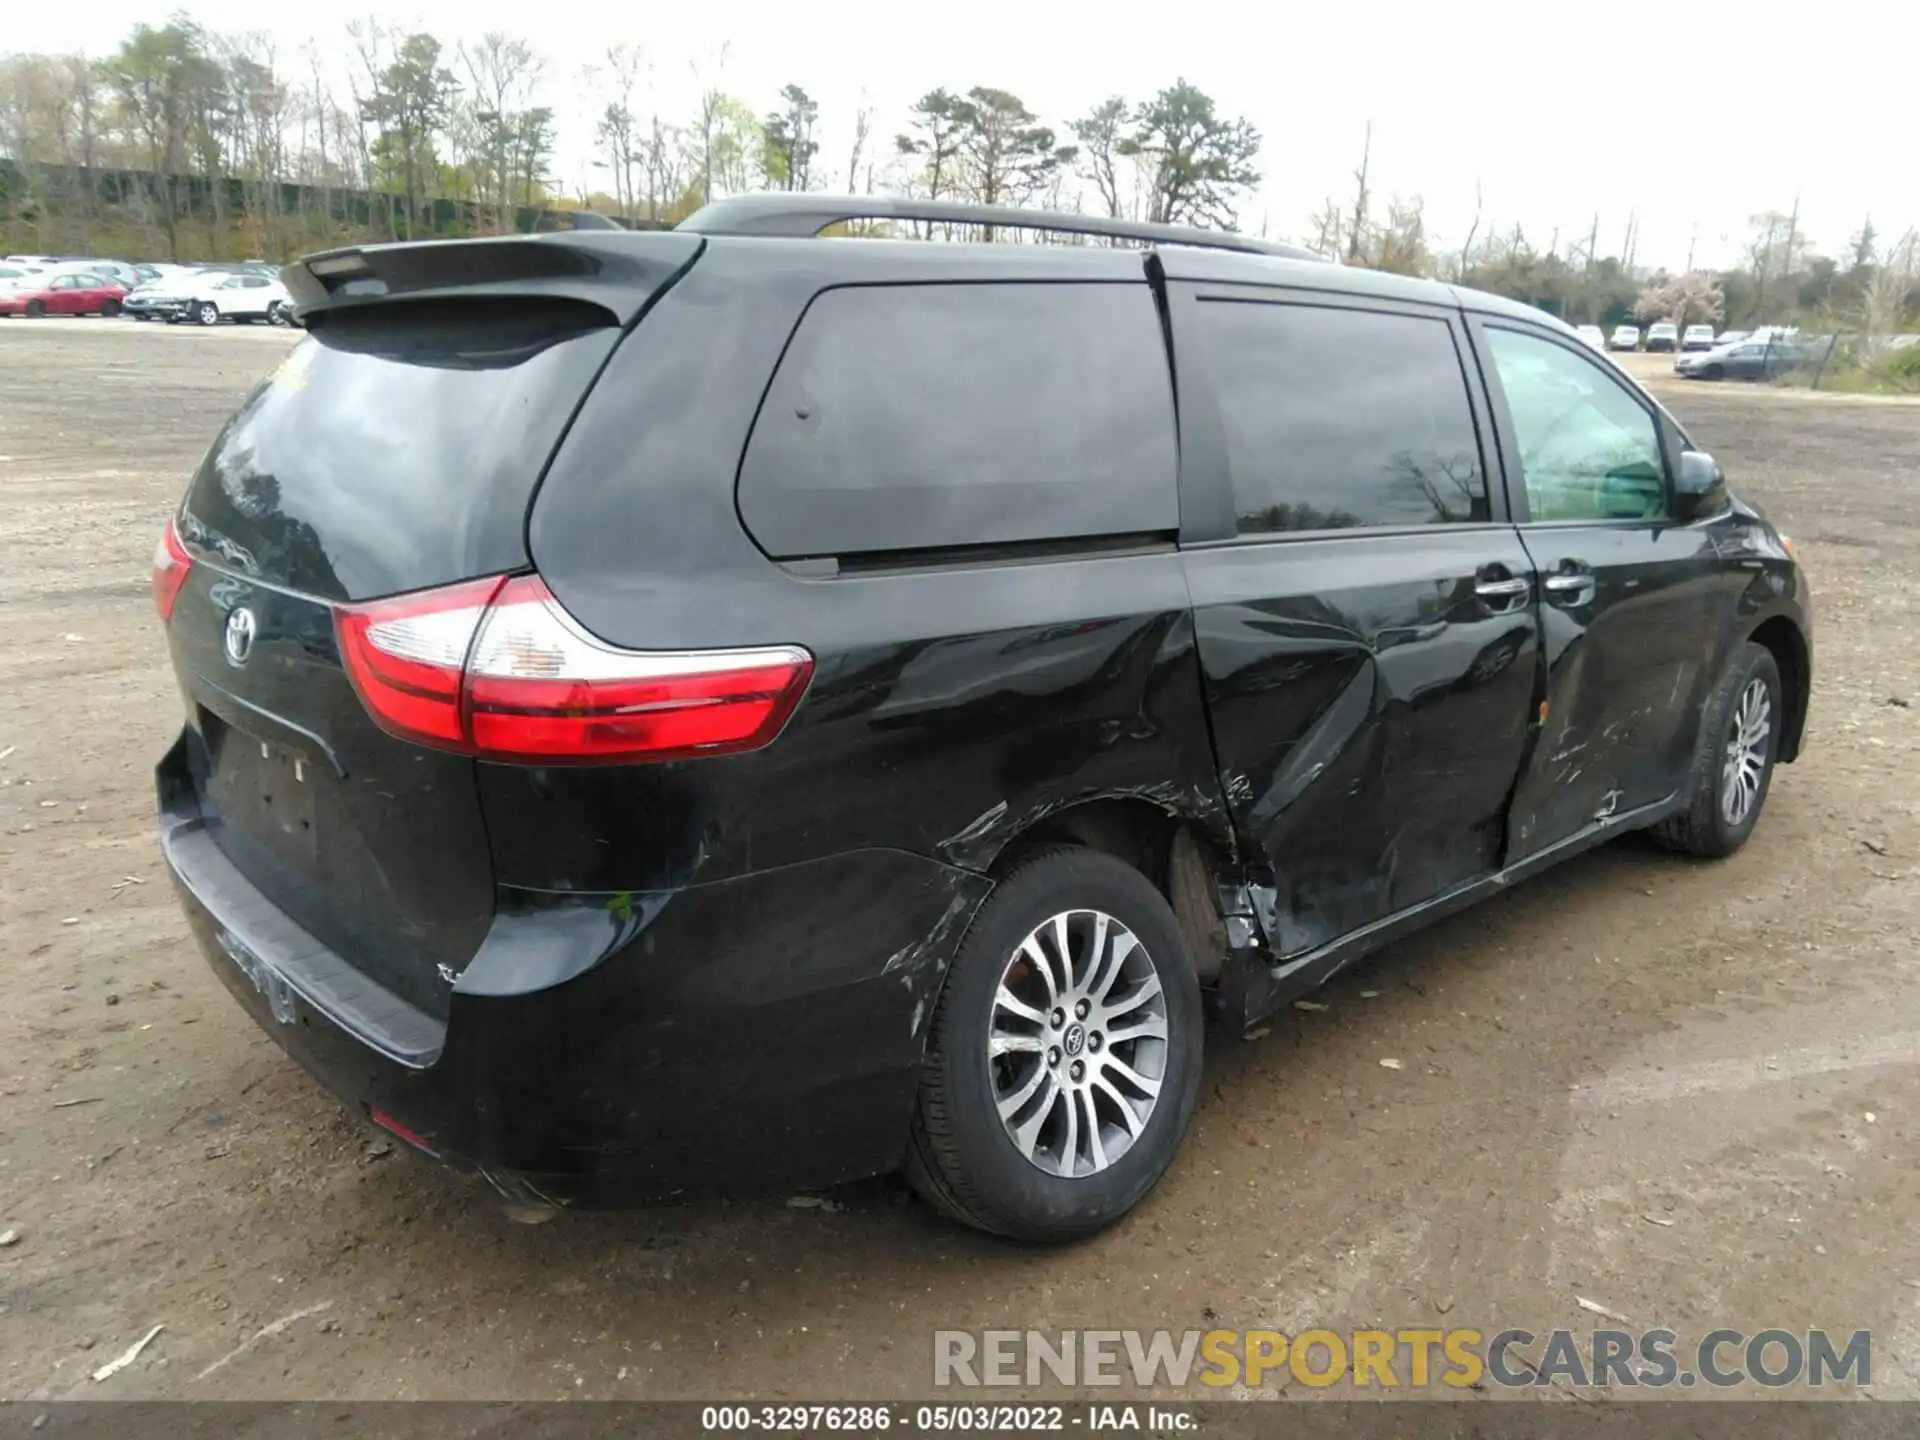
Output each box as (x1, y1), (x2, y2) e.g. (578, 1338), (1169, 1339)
(133, 262), (195, 287)
(0, 271), (127, 318)
(0, 261), (47, 289)
(1574, 324), (1607, 349)
(1674, 335), (1800, 382)
(1682, 324), (1717, 351)
(123, 273), (206, 321)
(1644, 321), (1679, 353)
(1716, 329), (1750, 347)
(153, 270), (291, 325)
(1608, 324), (1641, 351)
(65, 258), (140, 290)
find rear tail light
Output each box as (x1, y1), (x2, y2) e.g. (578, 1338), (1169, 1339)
(335, 575), (813, 764)
(152, 519), (193, 622)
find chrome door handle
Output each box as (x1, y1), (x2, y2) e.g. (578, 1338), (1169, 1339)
(1544, 573), (1596, 603)
(1474, 577), (1531, 600)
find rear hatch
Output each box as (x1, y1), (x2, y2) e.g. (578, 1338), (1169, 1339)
(160, 234), (700, 1018)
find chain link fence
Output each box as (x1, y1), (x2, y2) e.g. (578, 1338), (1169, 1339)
(1764, 331), (1920, 392)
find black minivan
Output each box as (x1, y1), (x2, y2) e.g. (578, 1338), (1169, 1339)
(154, 195), (1811, 1241)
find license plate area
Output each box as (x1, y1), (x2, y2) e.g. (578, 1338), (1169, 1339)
(199, 709), (319, 868)
(217, 926), (299, 1026)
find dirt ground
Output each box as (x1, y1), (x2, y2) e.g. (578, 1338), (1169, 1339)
(1, 321), (1916, 1403)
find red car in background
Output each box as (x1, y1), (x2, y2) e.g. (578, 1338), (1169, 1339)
(0, 272), (129, 318)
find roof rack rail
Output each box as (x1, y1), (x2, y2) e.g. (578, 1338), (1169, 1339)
(678, 193), (1324, 262)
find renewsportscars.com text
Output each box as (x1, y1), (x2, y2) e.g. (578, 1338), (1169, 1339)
(933, 1327), (1872, 1390)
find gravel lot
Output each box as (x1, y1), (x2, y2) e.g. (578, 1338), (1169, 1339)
(1, 321), (1916, 1401)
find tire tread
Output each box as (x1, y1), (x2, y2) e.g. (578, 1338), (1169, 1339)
(1649, 641), (1777, 858)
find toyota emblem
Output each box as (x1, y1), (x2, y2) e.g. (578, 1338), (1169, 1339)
(223, 606), (257, 666)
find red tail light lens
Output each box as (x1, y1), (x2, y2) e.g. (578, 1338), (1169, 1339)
(335, 575), (813, 765)
(334, 576), (507, 748)
(152, 519), (194, 622)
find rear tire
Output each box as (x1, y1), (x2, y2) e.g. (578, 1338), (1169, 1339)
(1649, 642), (1781, 859)
(195, 302), (219, 326)
(904, 846), (1203, 1242)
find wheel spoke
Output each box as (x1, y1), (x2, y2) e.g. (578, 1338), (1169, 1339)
(994, 986), (1049, 1028)
(1104, 1011), (1169, 1046)
(1050, 914), (1073, 995)
(1088, 928), (1138, 1003)
(1057, 1080), (1080, 1175)
(1008, 1074), (1061, 1159)
(1080, 1091), (1108, 1171)
(1092, 1075), (1143, 1137)
(1018, 937), (1059, 1004)
(1101, 1053), (1163, 1099)
(997, 1060), (1050, 1121)
(990, 1030), (1044, 1057)
(1103, 968), (1162, 1021)
(1080, 911), (1109, 992)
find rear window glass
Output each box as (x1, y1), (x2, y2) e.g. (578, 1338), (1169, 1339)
(737, 282), (1177, 558)
(181, 298), (617, 601)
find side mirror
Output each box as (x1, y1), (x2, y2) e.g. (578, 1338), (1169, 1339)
(1674, 449), (1728, 521)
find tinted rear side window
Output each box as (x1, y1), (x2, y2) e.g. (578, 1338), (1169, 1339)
(738, 282), (1177, 559)
(1196, 301), (1488, 534)
(181, 298), (619, 601)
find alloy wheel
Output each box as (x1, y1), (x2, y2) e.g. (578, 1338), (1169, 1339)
(1720, 676), (1772, 826)
(988, 909), (1169, 1179)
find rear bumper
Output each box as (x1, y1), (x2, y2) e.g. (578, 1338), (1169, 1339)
(159, 734), (994, 1205)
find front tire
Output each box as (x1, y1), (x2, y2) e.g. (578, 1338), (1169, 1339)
(101, 298), (121, 316)
(195, 302), (219, 326)
(904, 847), (1204, 1242)
(25, 300), (45, 318)
(1650, 642), (1782, 858)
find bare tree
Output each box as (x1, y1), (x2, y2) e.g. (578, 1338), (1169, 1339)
(1371, 196), (1429, 275)
(1306, 196), (1344, 259)
(687, 41), (731, 206)
(459, 33), (539, 230)
(1746, 205), (1807, 321)
(586, 43), (645, 215)
(1862, 229), (1918, 352)
(846, 97), (871, 194)
(640, 114), (684, 221)
(1455, 178), (1482, 281)
(1070, 96), (1129, 218)
(1345, 120), (1370, 264)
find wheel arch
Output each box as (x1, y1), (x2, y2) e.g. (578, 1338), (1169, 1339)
(1748, 615), (1809, 762)
(986, 794), (1238, 985)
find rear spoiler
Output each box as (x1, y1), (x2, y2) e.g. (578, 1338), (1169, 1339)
(282, 231), (704, 328)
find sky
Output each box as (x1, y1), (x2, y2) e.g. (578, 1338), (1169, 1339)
(6, 0), (1912, 271)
